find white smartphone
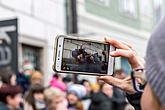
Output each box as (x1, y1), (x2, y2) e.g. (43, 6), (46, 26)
(53, 35), (115, 76)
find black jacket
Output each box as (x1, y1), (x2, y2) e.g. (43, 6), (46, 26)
(113, 88), (127, 110)
(16, 72), (30, 93)
(126, 92), (142, 110)
(89, 91), (114, 110)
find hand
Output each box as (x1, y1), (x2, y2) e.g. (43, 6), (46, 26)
(105, 37), (145, 69)
(98, 38), (145, 94)
(98, 76), (136, 94)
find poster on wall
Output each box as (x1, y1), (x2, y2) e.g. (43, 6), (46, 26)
(0, 19), (18, 73)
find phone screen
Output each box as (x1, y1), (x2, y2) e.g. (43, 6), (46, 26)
(61, 38), (110, 74)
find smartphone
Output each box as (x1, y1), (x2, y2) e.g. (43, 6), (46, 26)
(53, 35), (115, 76)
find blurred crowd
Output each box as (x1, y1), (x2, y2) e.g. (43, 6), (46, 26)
(0, 60), (134, 110)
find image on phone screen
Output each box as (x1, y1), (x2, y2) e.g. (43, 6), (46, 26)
(61, 38), (110, 74)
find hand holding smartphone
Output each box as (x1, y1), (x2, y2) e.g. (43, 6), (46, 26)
(53, 35), (115, 76)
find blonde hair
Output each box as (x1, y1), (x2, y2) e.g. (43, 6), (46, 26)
(44, 87), (66, 110)
(30, 71), (43, 82)
(44, 87), (65, 100)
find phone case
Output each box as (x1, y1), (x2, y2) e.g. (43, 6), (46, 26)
(52, 35), (115, 76)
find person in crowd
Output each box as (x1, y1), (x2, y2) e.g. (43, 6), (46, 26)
(30, 71), (44, 85)
(0, 68), (17, 87)
(113, 69), (127, 110)
(80, 79), (92, 99)
(67, 84), (86, 110)
(50, 73), (67, 92)
(114, 69), (126, 79)
(63, 75), (74, 87)
(90, 83), (100, 93)
(44, 87), (68, 110)
(24, 84), (47, 110)
(99, 17), (165, 110)
(89, 83), (114, 110)
(0, 85), (23, 110)
(80, 79), (93, 110)
(17, 61), (34, 93)
(72, 44), (88, 64)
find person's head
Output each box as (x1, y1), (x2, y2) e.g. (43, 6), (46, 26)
(25, 84), (46, 110)
(63, 75), (73, 85)
(53, 73), (63, 81)
(67, 92), (79, 105)
(80, 79), (92, 94)
(22, 60), (34, 77)
(30, 71), (43, 85)
(141, 84), (163, 110)
(141, 17), (165, 110)
(114, 69), (126, 79)
(91, 83), (100, 93)
(67, 84), (86, 104)
(0, 68), (17, 86)
(0, 85), (22, 109)
(100, 83), (113, 97)
(44, 87), (66, 110)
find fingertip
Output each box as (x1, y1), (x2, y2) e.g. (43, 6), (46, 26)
(98, 76), (103, 79)
(110, 51), (116, 56)
(104, 37), (108, 42)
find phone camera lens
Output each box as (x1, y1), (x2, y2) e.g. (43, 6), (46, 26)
(59, 45), (61, 47)
(58, 58), (60, 60)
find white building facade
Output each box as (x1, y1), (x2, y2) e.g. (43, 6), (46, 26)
(0, 0), (66, 85)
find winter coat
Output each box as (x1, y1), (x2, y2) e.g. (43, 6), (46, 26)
(89, 91), (114, 110)
(126, 92), (142, 110)
(16, 72), (30, 93)
(113, 87), (127, 110)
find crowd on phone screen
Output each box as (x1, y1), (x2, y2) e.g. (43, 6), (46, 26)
(0, 60), (134, 110)
(70, 45), (108, 73)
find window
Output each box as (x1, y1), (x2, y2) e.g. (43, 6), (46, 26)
(22, 45), (42, 70)
(140, 0), (152, 17)
(95, 0), (111, 6)
(119, 0), (137, 17)
(154, 0), (163, 23)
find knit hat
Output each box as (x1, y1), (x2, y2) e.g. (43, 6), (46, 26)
(146, 17), (165, 107)
(67, 84), (87, 99)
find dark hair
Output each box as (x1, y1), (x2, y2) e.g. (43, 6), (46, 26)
(25, 84), (45, 110)
(63, 75), (72, 83)
(80, 79), (89, 85)
(0, 85), (22, 104)
(114, 69), (124, 75)
(53, 73), (59, 79)
(0, 68), (14, 84)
